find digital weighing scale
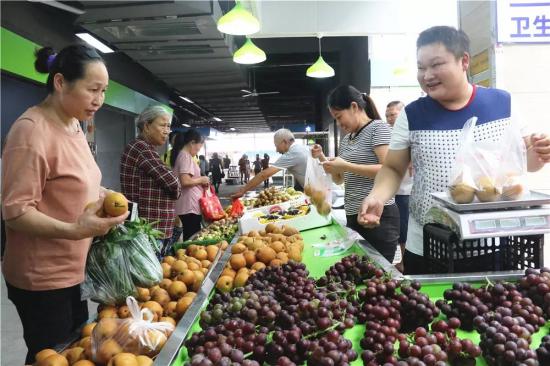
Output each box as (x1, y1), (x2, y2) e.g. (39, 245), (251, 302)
(430, 191), (550, 240)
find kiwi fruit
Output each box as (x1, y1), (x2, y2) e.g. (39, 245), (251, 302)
(475, 176), (499, 202)
(304, 184), (312, 196)
(318, 201), (332, 216)
(449, 183), (475, 204)
(310, 189), (326, 206)
(501, 183), (524, 201)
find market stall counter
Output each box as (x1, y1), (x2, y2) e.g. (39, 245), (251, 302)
(160, 220), (550, 366)
(43, 217), (550, 366)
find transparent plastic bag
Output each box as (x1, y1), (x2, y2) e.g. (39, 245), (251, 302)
(496, 119), (529, 200)
(82, 237), (136, 306)
(91, 296), (175, 363)
(125, 231), (163, 288)
(304, 154), (333, 216)
(448, 117), (528, 204)
(82, 224), (163, 305)
(312, 227), (359, 256)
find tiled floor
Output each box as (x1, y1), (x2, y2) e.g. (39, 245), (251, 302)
(1, 181), (549, 365)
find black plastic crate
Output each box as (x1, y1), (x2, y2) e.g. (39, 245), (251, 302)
(423, 223), (544, 273)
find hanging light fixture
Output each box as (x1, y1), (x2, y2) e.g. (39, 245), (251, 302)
(233, 37), (266, 64)
(306, 36), (334, 78)
(217, 1), (260, 36)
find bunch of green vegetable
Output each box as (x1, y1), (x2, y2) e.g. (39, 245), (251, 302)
(82, 220), (163, 305)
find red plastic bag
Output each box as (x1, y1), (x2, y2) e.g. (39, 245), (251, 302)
(230, 198), (244, 218)
(200, 185), (225, 221)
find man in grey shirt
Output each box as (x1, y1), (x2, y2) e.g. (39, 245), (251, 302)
(232, 129), (309, 198)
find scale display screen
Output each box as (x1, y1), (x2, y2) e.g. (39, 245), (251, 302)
(500, 218), (521, 229)
(474, 219), (497, 230)
(525, 216), (547, 227)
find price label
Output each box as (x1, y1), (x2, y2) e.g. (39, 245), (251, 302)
(499, 218), (521, 229)
(474, 219), (497, 231)
(525, 216), (547, 227)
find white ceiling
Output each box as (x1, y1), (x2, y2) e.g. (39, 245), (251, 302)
(250, 0), (458, 38)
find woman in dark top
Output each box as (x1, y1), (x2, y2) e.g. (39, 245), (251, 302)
(209, 152), (224, 194)
(261, 153), (270, 188)
(253, 154), (262, 176)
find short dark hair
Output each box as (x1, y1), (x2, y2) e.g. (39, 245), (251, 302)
(327, 85), (381, 120)
(35, 45), (104, 93)
(417, 26), (470, 59)
(386, 101), (404, 109)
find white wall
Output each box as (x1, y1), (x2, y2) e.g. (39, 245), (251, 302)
(370, 86), (424, 122)
(495, 44), (550, 192)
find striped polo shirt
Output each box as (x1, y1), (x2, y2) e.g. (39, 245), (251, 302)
(339, 120), (394, 216)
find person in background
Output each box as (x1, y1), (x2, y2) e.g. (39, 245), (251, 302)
(238, 154), (250, 184)
(2, 44), (127, 364)
(253, 154), (262, 177)
(209, 152), (224, 194)
(245, 155), (251, 183)
(171, 130), (210, 240)
(232, 129), (309, 198)
(261, 153), (270, 188)
(223, 154), (231, 169)
(386, 100), (411, 272)
(359, 26), (550, 274)
(162, 131), (177, 166)
(198, 155), (208, 176)
(311, 85), (399, 262)
(120, 105), (181, 256)
(385, 101), (404, 127)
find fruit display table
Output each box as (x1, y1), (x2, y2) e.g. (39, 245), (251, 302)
(162, 223), (388, 366)
(152, 221), (550, 366)
(51, 220), (548, 365)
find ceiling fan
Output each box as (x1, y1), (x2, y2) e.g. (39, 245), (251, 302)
(241, 69), (280, 98)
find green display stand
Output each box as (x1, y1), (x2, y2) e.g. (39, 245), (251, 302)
(170, 222), (549, 366)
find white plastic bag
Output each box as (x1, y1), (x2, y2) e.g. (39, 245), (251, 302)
(448, 116), (529, 204)
(304, 154), (333, 216)
(496, 119), (529, 200)
(91, 297), (175, 363)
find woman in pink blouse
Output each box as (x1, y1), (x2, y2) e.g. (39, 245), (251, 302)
(171, 130), (209, 240)
(1, 45), (127, 364)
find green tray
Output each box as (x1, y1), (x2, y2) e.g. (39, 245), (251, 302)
(170, 223), (549, 366)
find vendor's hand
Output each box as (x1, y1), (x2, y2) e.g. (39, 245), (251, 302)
(74, 198), (128, 239)
(231, 189), (246, 199)
(311, 144), (326, 160)
(321, 157), (347, 174)
(530, 133), (550, 163)
(357, 196), (384, 228)
(199, 177), (210, 186)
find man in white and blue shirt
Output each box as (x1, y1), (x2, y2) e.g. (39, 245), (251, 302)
(358, 26), (550, 275)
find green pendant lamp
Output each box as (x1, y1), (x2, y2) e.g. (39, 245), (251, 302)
(307, 36), (334, 78)
(233, 37), (266, 64)
(217, 1), (260, 36)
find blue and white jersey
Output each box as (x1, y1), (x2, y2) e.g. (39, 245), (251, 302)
(389, 86), (529, 255)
